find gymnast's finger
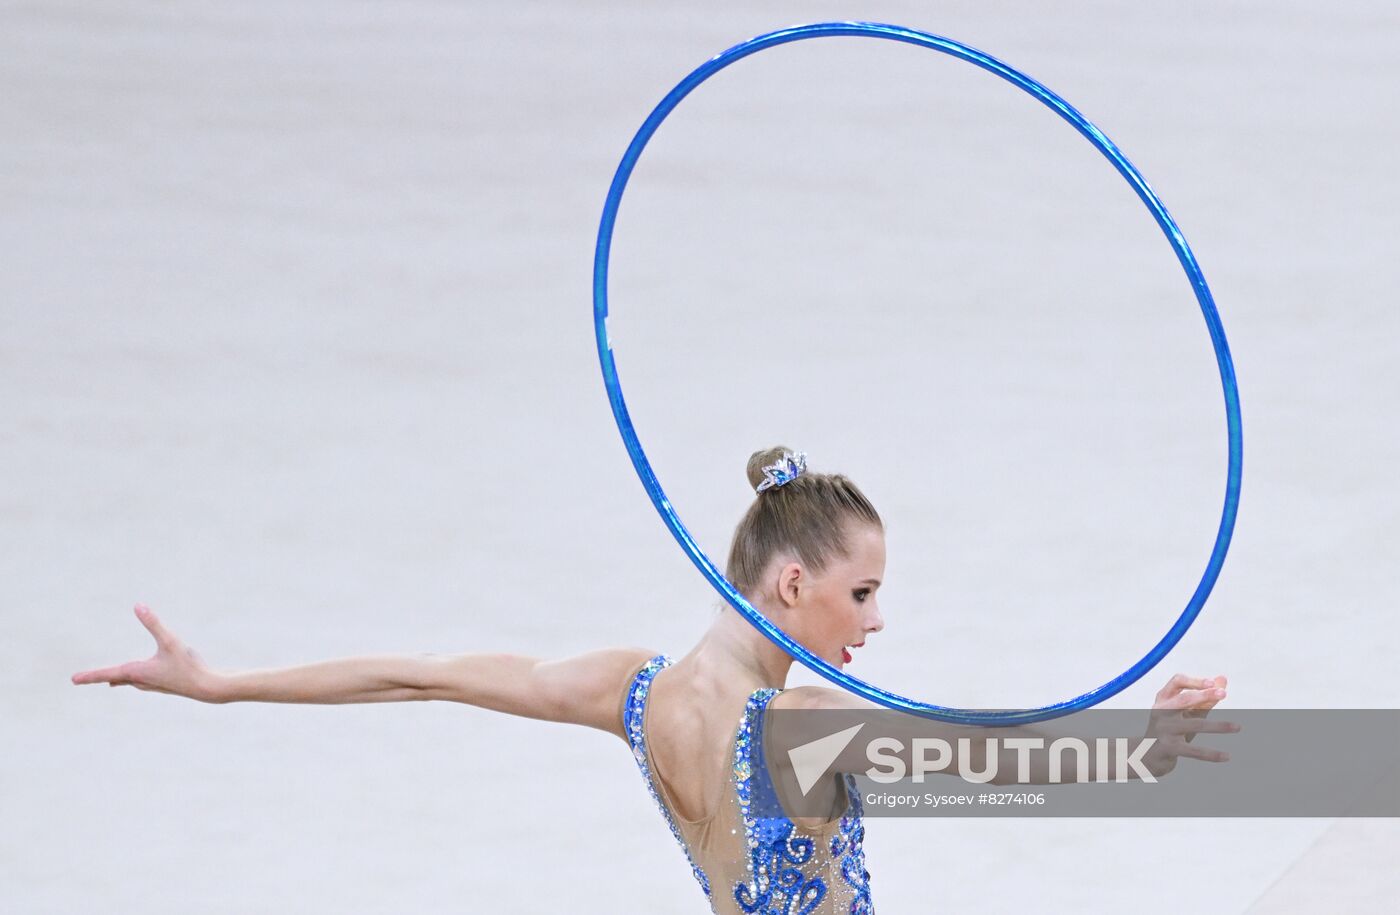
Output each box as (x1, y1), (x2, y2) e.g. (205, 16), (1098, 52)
(1156, 673), (1214, 701)
(1188, 675), (1227, 701)
(1162, 685), (1226, 710)
(1183, 717), (1240, 735)
(72, 664), (129, 685)
(1173, 742), (1230, 763)
(135, 603), (177, 651)
(1159, 685), (1226, 713)
(1155, 712), (1233, 736)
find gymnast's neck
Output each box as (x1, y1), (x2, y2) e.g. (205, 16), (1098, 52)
(670, 604), (795, 692)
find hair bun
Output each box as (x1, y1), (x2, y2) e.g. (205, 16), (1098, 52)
(746, 445), (798, 491)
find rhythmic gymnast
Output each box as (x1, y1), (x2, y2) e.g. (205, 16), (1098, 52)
(72, 446), (1233, 914)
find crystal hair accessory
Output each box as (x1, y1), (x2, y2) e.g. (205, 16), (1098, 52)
(755, 451), (808, 493)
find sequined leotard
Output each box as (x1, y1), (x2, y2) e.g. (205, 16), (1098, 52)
(622, 654), (873, 914)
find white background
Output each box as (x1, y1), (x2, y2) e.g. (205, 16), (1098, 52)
(5, 1), (1397, 912)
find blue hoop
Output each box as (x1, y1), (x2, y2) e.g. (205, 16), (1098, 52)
(592, 22), (1242, 725)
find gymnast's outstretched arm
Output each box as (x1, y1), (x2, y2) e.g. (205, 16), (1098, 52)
(70, 603), (654, 740)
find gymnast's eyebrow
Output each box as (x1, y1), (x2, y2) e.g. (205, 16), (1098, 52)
(859, 578), (881, 586)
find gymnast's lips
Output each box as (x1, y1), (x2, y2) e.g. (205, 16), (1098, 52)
(841, 641), (865, 665)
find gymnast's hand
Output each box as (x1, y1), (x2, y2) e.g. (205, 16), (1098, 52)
(1139, 673), (1237, 778)
(70, 603), (218, 702)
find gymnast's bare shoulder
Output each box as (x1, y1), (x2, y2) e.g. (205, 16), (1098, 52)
(771, 685), (878, 712)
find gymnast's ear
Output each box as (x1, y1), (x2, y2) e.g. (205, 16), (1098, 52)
(775, 561), (803, 609)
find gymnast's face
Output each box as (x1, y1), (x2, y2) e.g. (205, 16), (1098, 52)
(772, 521), (886, 670)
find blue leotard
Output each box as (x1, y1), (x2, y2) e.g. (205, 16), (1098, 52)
(622, 654), (874, 913)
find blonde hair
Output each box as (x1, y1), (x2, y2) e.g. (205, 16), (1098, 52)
(724, 446), (883, 595)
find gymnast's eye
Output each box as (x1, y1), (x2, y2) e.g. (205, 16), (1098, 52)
(854, 588), (871, 603)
